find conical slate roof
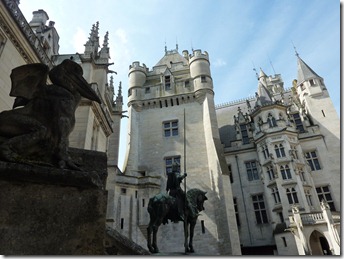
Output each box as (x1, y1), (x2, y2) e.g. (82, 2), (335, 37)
(297, 56), (322, 83)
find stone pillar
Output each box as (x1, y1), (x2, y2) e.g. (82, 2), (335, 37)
(0, 148), (108, 255)
(291, 205), (310, 255)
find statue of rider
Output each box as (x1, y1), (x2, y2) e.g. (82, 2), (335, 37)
(166, 160), (187, 222)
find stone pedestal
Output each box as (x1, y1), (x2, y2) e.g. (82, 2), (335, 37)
(0, 148), (108, 255)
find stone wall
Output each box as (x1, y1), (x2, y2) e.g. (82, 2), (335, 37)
(0, 148), (108, 255)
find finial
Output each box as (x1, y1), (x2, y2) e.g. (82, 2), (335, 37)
(267, 53), (276, 75)
(103, 31), (109, 47)
(252, 61), (258, 80)
(176, 37), (178, 52)
(164, 39), (167, 54)
(118, 82), (122, 97)
(291, 40), (299, 57)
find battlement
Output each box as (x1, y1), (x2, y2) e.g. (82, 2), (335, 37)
(189, 49), (209, 61)
(129, 62), (148, 74)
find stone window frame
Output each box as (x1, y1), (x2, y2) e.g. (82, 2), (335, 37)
(286, 187), (299, 204)
(252, 194), (268, 224)
(316, 185), (335, 211)
(304, 150), (321, 171)
(274, 143), (286, 158)
(280, 164), (292, 180)
(271, 186), (281, 204)
(245, 160), (259, 181)
(163, 120), (178, 137)
(164, 156), (181, 174)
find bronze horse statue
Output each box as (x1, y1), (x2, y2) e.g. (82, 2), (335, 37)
(0, 59), (101, 170)
(147, 188), (207, 254)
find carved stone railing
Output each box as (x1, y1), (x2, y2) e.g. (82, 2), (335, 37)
(3, 0), (54, 67)
(300, 212), (325, 225)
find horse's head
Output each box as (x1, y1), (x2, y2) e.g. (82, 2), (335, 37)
(196, 191), (208, 212)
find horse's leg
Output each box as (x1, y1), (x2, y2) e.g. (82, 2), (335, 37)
(188, 219), (196, 253)
(152, 224), (160, 253)
(184, 220), (189, 253)
(147, 223), (153, 253)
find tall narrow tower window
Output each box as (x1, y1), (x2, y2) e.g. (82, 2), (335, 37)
(291, 113), (305, 132)
(163, 120), (178, 137)
(240, 124), (249, 144)
(245, 161), (259, 181)
(252, 194), (268, 224)
(165, 75), (171, 90)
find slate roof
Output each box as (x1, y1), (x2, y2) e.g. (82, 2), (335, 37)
(297, 56), (322, 83)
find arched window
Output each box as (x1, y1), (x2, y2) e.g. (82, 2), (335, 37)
(280, 165), (292, 180)
(275, 144), (286, 158)
(271, 187), (281, 203)
(266, 165), (275, 180)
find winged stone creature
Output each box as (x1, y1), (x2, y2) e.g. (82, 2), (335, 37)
(0, 59), (101, 170)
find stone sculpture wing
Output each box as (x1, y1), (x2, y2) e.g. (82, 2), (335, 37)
(9, 63), (49, 100)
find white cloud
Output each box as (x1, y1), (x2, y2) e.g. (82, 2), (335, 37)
(72, 27), (87, 53)
(212, 58), (227, 68)
(115, 28), (128, 44)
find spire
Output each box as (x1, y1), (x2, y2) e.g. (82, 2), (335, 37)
(84, 22), (100, 58)
(99, 31), (110, 60)
(116, 81), (123, 104)
(297, 56), (322, 84)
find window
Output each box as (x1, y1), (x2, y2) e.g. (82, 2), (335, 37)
(291, 113), (305, 133)
(275, 144), (286, 158)
(280, 165), (292, 180)
(165, 156), (180, 174)
(286, 188), (299, 204)
(267, 113), (277, 127)
(228, 164), (233, 183)
(305, 151), (321, 171)
(145, 87), (150, 94)
(282, 237), (287, 247)
(120, 218), (124, 229)
(240, 124), (249, 144)
(316, 186), (335, 211)
(201, 220), (205, 234)
(262, 145), (269, 159)
(233, 198), (240, 226)
(245, 161), (259, 181)
(142, 199), (145, 207)
(201, 76), (206, 82)
(266, 165), (275, 181)
(271, 187), (281, 204)
(120, 188), (126, 195)
(305, 189), (313, 206)
(165, 75), (171, 90)
(278, 212), (284, 223)
(185, 80), (190, 87)
(163, 120), (178, 137)
(309, 79), (315, 86)
(252, 194), (268, 224)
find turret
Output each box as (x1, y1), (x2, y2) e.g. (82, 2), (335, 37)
(189, 49), (213, 92)
(128, 62), (148, 104)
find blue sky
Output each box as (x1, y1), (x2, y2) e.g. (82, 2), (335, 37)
(19, 0), (340, 170)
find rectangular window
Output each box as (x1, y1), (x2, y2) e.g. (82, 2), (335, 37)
(286, 188), (299, 204)
(201, 76), (206, 82)
(145, 87), (150, 94)
(163, 120), (178, 137)
(282, 237), (287, 247)
(165, 75), (171, 90)
(316, 186), (335, 211)
(252, 194), (268, 224)
(240, 124), (249, 144)
(185, 80), (190, 87)
(233, 198), (240, 226)
(305, 151), (321, 171)
(165, 156), (180, 174)
(228, 164), (233, 183)
(201, 220), (205, 234)
(142, 199), (145, 207)
(120, 188), (126, 195)
(120, 218), (124, 229)
(245, 161), (259, 181)
(271, 187), (281, 204)
(309, 79), (315, 86)
(291, 113), (305, 133)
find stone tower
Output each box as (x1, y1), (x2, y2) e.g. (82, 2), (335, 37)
(111, 47), (241, 255)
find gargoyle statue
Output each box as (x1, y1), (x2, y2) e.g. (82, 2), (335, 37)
(0, 59), (101, 170)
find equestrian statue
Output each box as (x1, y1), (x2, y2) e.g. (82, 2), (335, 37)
(147, 161), (208, 254)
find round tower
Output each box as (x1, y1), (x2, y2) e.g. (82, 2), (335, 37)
(128, 61), (147, 104)
(189, 49), (213, 92)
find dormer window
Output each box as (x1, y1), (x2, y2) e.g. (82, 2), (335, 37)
(165, 75), (171, 90)
(309, 79), (316, 86)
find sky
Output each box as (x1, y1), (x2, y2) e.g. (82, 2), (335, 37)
(19, 0), (341, 170)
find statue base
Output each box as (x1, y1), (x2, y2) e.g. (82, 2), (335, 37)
(0, 148), (108, 255)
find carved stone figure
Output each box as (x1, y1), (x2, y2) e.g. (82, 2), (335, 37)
(0, 59), (101, 170)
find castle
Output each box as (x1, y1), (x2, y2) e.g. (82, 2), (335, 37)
(0, 1), (340, 255)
